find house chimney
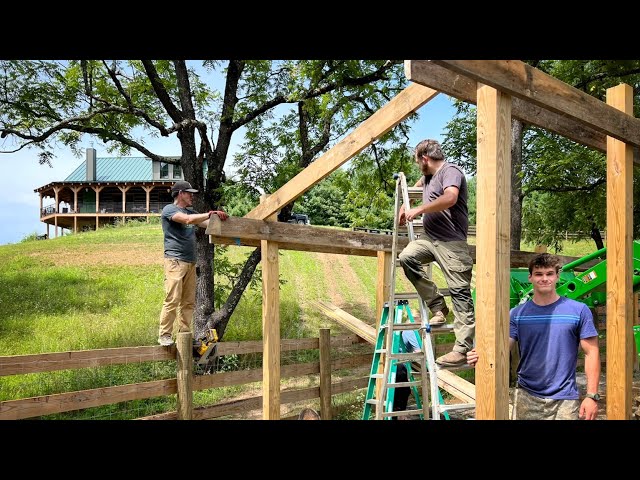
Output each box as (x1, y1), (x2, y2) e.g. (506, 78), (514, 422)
(86, 147), (97, 181)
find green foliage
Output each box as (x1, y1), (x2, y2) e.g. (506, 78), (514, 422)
(442, 60), (640, 244)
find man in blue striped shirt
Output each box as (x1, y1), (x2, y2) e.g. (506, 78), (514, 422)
(467, 253), (601, 420)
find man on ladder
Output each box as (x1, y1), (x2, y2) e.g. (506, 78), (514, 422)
(398, 139), (475, 368)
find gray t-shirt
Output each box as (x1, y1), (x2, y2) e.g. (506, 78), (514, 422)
(421, 163), (468, 241)
(162, 203), (200, 263)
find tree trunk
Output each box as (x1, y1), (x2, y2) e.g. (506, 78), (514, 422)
(511, 119), (524, 251)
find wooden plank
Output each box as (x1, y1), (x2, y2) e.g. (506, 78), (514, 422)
(405, 60), (640, 164)
(245, 83), (439, 220)
(208, 216), (598, 269)
(319, 328), (332, 419)
(207, 216), (404, 257)
(606, 83), (634, 420)
(474, 84), (512, 420)
(193, 354), (371, 391)
(140, 377), (369, 420)
(312, 300), (376, 344)
(0, 379), (177, 420)
(430, 60), (640, 148)
(0, 346), (174, 377)
(436, 370), (475, 404)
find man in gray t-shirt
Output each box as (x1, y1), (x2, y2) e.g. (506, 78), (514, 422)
(398, 139), (475, 368)
(157, 180), (228, 346)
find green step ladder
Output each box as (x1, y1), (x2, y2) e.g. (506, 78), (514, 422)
(362, 300), (450, 420)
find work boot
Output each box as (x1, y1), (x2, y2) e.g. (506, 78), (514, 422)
(429, 309), (448, 326)
(435, 351), (466, 367)
(158, 334), (175, 346)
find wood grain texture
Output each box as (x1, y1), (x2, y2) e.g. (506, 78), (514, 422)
(261, 237), (280, 419)
(176, 332), (193, 420)
(0, 379), (177, 420)
(605, 84), (634, 419)
(319, 328), (332, 419)
(475, 84), (512, 420)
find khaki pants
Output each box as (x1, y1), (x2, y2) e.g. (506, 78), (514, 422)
(158, 258), (196, 337)
(398, 235), (475, 353)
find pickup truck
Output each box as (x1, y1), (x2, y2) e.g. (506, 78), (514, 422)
(278, 212), (310, 225)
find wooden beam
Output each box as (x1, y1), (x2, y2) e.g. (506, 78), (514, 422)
(207, 216), (598, 268)
(245, 83), (439, 220)
(312, 300), (376, 344)
(405, 60), (640, 163)
(606, 83), (634, 420)
(430, 60), (640, 148)
(475, 83), (512, 420)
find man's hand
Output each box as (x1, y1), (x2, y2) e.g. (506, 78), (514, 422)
(466, 348), (478, 367)
(579, 398), (598, 420)
(406, 207), (421, 222)
(209, 210), (229, 221)
(398, 205), (407, 226)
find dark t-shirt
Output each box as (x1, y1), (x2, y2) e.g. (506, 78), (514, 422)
(161, 203), (199, 263)
(421, 163), (468, 241)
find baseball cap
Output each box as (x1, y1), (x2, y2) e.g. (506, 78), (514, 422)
(171, 180), (199, 194)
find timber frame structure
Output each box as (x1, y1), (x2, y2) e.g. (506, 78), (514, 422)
(206, 60), (639, 420)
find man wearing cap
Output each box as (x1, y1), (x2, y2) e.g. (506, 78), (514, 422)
(158, 180), (228, 346)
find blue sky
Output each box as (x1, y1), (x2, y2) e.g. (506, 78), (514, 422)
(0, 82), (456, 246)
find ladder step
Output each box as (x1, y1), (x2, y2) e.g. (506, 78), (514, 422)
(386, 380), (422, 388)
(381, 408), (423, 418)
(374, 349), (387, 354)
(394, 292), (420, 300)
(381, 323), (422, 331)
(389, 352), (423, 361)
(438, 403), (476, 412)
(370, 373), (384, 379)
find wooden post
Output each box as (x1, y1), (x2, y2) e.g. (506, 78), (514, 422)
(375, 251), (392, 326)
(606, 83), (634, 420)
(475, 83), (512, 420)
(375, 251), (392, 402)
(319, 328), (332, 419)
(261, 195), (280, 419)
(176, 332), (193, 420)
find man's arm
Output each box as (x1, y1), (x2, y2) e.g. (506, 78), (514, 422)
(406, 186), (459, 222)
(579, 336), (601, 420)
(171, 210), (228, 228)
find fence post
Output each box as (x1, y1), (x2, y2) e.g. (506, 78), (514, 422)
(319, 328), (332, 420)
(176, 332), (193, 420)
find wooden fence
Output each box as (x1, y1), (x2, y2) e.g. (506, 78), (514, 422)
(0, 330), (374, 420)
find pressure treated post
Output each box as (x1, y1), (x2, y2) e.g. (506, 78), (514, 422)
(475, 83), (512, 420)
(376, 251), (392, 323)
(176, 332), (193, 420)
(261, 195), (281, 419)
(606, 84), (634, 419)
(319, 328), (332, 419)
(634, 294), (639, 373)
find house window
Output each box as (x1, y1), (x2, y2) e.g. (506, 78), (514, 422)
(173, 165), (182, 179)
(160, 162), (169, 179)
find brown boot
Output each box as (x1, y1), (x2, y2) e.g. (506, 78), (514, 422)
(436, 351), (466, 367)
(429, 310), (447, 326)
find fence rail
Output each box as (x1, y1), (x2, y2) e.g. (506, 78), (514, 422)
(0, 332), (372, 420)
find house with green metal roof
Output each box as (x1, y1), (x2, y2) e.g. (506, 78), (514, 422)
(34, 148), (182, 238)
